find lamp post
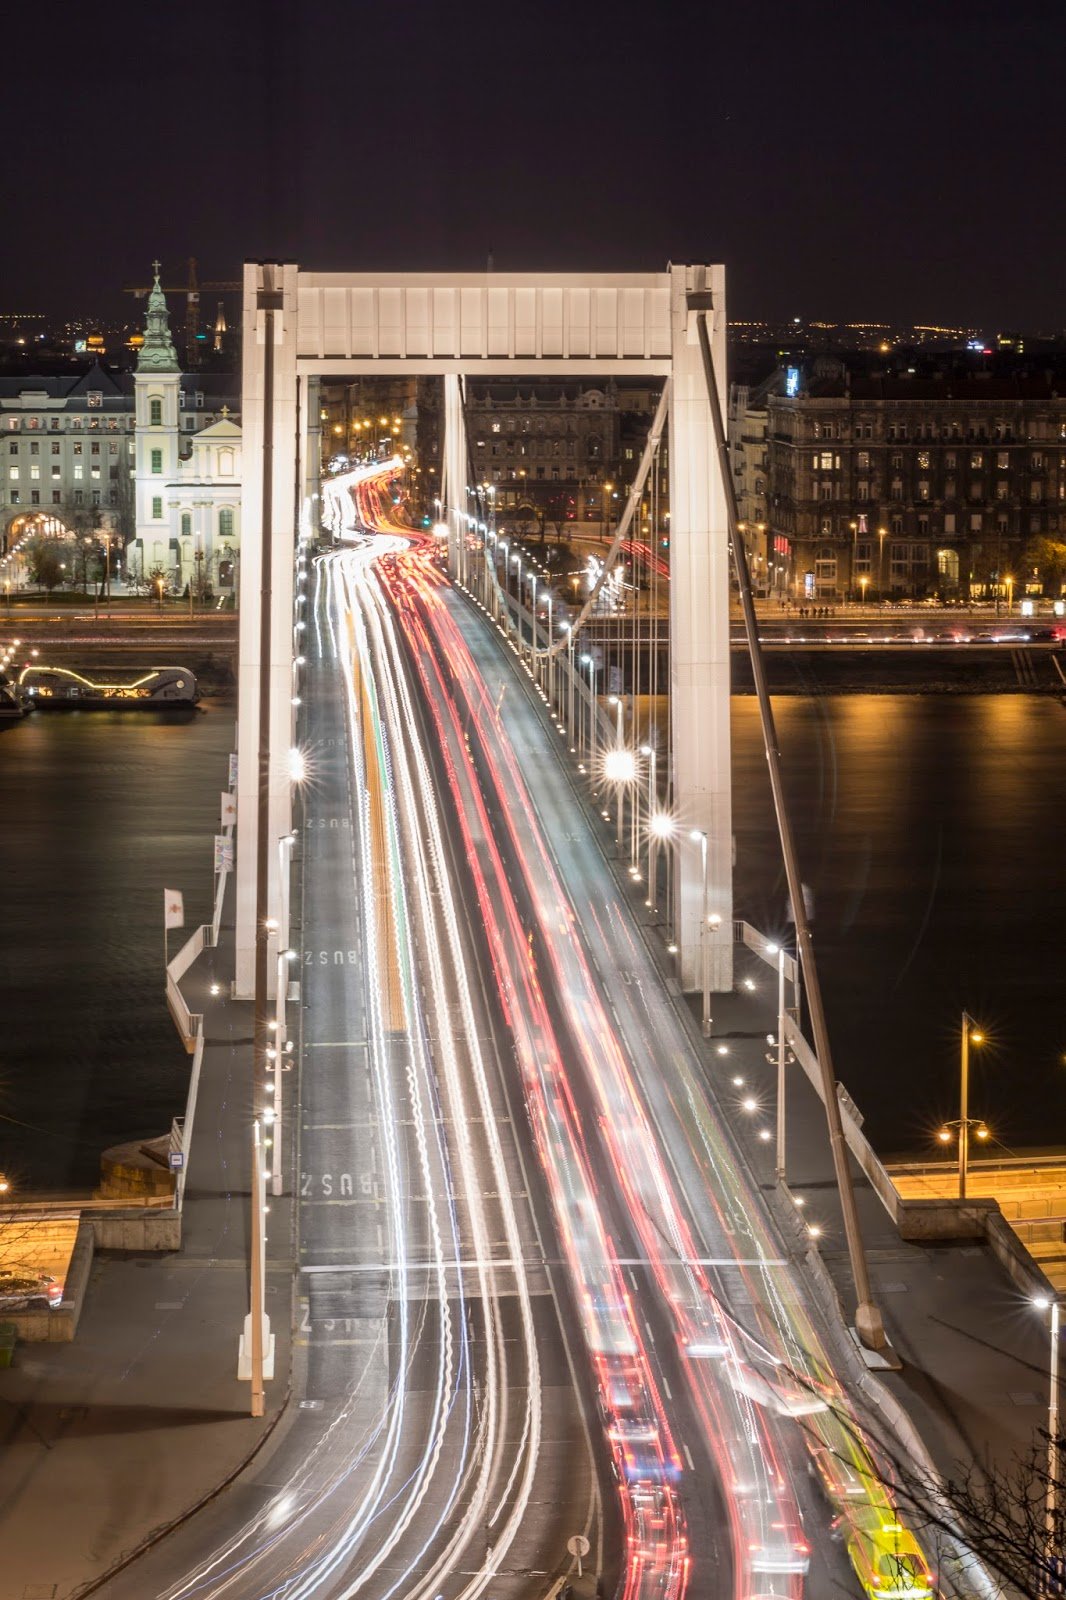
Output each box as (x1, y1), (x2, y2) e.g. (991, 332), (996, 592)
(765, 942), (789, 1181)
(940, 1012), (985, 1199)
(860, 575), (869, 606)
(609, 695), (625, 842)
(529, 572), (538, 676)
(562, 621), (575, 742)
(638, 742), (655, 868)
(583, 654), (599, 769)
(878, 527), (888, 607)
(648, 811), (675, 920)
(1033, 1293), (1061, 1582)
(690, 828), (711, 1036)
(513, 553), (523, 649)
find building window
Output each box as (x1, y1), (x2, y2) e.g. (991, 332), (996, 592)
(970, 480), (983, 500)
(29, 464), (40, 481)
(1031, 481), (1044, 502)
(995, 481), (1009, 501)
(29, 440), (39, 455)
(219, 507), (234, 539)
(857, 480), (870, 501)
(856, 450), (870, 471)
(971, 452), (984, 469)
(1032, 451), (1045, 469)
(890, 478), (903, 500)
(152, 496), (163, 519)
(30, 490), (40, 505)
(149, 398), (162, 426)
(74, 465), (83, 481)
(151, 449), (163, 474)
(90, 441), (100, 455)
(7, 466), (17, 480)
(180, 512), (191, 538)
(997, 451), (1009, 470)
(970, 513), (982, 532)
(51, 441), (60, 455)
(918, 480), (930, 500)
(890, 515), (903, 535)
(945, 452), (956, 470)
(51, 491), (61, 504)
(8, 491), (17, 504)
(87, 391), (102, 409)
(917, 451), (931, 469)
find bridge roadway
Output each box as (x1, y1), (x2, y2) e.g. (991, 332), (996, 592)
(105, 510), (879, 1599)
(103, 544), (600, 1599)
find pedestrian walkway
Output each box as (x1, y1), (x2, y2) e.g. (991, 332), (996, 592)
(0, 910), (293, 1600)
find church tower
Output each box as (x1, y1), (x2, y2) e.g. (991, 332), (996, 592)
(133, 262), (181, 582)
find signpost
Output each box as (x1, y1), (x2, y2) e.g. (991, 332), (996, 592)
(566, 1534), (590, 1579)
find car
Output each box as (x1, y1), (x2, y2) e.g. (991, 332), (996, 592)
(842, 1505), (934, 1598)
(0, 1271), (63, 1311)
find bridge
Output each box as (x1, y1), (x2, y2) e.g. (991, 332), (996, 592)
(116, 262), (1058, 1600)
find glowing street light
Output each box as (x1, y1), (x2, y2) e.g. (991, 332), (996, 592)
(689, 828), (712, 1036)
(937, 1012), (986, 1199)
(1032, 1293), (1061, 1576)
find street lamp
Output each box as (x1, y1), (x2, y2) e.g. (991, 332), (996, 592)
(1032, 1293), (1061, 1580)
(648, 810), (675, 921)
(690, 828), (712, 1036)
(859, 575), (869, 606)
(878, 527), (888, 606)
(937, 1012), (986, 1199)
(582, 654), (599, 768)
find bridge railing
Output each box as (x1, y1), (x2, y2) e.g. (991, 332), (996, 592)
(163, 808), (233, 1208)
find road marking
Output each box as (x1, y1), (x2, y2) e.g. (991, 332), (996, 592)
(683, 1443), (694, 1471)
(661, 1376), (672, 1400)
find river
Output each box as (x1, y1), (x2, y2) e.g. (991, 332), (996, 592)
(0, 694), (1061, 1190)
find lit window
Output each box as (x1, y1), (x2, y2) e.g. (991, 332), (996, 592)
(74, 464), (83, 480)
(8, 466), (18, 480)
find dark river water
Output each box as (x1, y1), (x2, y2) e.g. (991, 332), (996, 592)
(0, 704), (233, 1191)
(732, 695), (1066, 1160)
(0, 694), (1061, 1190)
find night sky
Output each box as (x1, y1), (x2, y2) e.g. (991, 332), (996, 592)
(7, 0), (1064, 328)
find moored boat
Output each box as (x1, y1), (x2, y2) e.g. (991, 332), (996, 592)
(17, 664), (200, 709)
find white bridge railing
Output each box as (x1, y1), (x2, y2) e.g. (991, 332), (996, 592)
(164, 820), (233, 1209)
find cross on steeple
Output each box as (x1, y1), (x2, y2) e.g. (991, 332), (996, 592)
(152, 258), (161, 280)
(220, 403), (230, 418)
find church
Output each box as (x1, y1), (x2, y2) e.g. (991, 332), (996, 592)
(129, 265), (241, 598)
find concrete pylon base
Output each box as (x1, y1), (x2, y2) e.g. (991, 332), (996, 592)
(851, 1310), (901, 1371)
(237, 1313), (276, 1381)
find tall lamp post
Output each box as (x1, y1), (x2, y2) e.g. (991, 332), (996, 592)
(1032, 1293), (1061, 1583)
(582, 654), (599, 769)
(938, 1011), (986, 1199)
(690, 828), (711, 1036)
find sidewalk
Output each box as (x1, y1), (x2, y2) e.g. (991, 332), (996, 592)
(0, 921), (293, 1600)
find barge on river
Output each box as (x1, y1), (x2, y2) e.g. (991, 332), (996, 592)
(18, 664), (199, 709)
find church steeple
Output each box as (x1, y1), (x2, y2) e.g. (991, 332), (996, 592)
(137, 260), (180, 374)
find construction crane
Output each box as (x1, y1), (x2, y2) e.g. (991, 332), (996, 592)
(123, 257), (240, 365)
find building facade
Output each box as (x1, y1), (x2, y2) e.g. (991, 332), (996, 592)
(764, 369), (1066, 601)
(0, 267), (239, 596)
(129, 267), (240, 594)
